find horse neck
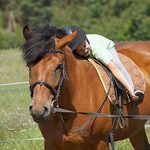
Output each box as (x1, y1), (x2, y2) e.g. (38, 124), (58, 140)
(59, 47), (106, 110)
(58, 47), (79, 107)
(63, 47), (81, 87)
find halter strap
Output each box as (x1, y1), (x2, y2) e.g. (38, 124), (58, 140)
(30, 81), (57, 97)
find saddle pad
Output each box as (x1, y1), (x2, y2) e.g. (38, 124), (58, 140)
(88, 53), (146, 104)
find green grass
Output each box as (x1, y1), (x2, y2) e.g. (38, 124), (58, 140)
(116, 127), (150, 149)
(0, 86), (44, 150)
(0, 49), (28, 83)
(0, 49), (149, 149)
(0, 126), (43, 150)
(0, 49), (43, 149)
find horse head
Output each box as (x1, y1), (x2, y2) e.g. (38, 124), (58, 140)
(22, 25), (77, 122)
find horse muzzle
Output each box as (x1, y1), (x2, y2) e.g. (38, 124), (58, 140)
(29, 105), (52, 123)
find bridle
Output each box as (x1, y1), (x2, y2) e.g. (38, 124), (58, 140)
(29, 49), (66, 107)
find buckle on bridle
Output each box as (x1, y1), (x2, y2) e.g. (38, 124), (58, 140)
(51, 100), (59, 113)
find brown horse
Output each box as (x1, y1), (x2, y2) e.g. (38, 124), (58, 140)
(22, 25), (150, 150)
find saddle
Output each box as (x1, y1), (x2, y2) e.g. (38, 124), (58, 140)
(88, 53), (146, 105)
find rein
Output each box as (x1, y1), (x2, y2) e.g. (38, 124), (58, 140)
(52, 107), (150, 120)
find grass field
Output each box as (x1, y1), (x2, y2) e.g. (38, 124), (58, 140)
(0, 49), (149, 150)
(0, 49), (43, 150)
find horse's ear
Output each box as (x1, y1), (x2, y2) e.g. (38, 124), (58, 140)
(23, 26), (31, 40)
(55, 31), (77, 49)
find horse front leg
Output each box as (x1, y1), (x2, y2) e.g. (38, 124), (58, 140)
(129, 127), (150, 150)
(97, 140), (110, 150)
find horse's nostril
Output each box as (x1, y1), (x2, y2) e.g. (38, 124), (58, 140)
(44, 106), (48, 112)
(29, 105), (33, 115)
(43, 106), (49, 118)
(29, 105), (33, 111)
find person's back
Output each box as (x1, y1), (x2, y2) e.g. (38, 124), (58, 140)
(86, 34), (114, 65)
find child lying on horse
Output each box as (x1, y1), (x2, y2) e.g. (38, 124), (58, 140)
(63, 25), (144, 104)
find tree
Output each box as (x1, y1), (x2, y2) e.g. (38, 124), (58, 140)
(10, 0), (53, 26)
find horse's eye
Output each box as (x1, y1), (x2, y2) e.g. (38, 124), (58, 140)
(56, 63), (63, 71)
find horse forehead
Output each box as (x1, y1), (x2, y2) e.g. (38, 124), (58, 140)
(32, 54), (62, 70)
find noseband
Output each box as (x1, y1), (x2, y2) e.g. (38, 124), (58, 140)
(29, 49), (66, 106)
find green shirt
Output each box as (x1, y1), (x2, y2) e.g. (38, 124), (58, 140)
(87, 34), (114, 65)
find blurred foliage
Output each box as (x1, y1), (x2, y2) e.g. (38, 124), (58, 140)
(0, 0), (150, 49)
(0, 25), (24, 49)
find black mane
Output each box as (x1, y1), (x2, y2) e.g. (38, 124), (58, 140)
(21, 24), (66, 65)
